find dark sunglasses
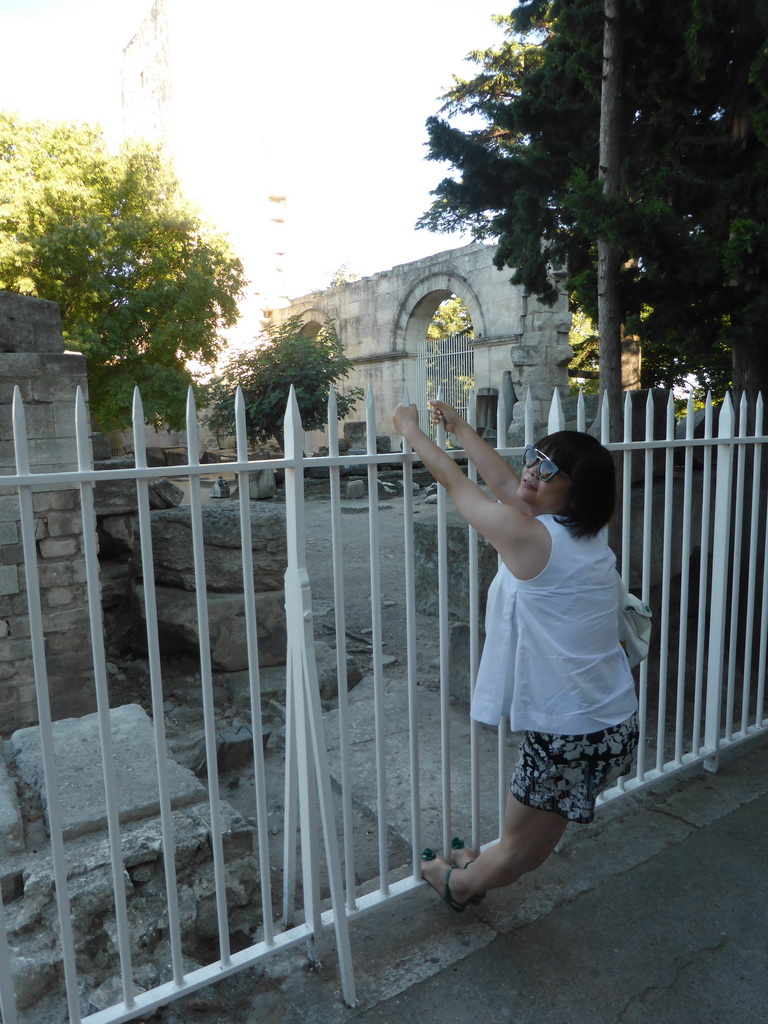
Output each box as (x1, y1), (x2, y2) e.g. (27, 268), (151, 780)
(521, 445), (563, 482)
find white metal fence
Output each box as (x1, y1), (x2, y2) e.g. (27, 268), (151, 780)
(1, 382), (767, 1023)
(415, 333), (474, 433)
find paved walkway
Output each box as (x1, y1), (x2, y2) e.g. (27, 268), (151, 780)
(154, 734), (768, 1024)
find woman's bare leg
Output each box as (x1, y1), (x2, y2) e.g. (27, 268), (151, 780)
(443, 794), (568, 904)
(451, 843), (479, 869)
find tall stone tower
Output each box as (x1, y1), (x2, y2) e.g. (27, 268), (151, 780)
(120, 0), (291, 345)
(0, 292), (96, 732)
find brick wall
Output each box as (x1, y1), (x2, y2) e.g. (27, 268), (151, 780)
(0, 292), (95, 733)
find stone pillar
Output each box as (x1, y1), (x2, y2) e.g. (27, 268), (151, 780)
(508, 293), (573, 425)
(0, 292), (95, 733)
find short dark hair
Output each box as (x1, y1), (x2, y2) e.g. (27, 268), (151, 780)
(535, 430), (616, 538)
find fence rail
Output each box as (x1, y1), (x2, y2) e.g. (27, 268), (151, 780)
(0, 383), (766, 1023)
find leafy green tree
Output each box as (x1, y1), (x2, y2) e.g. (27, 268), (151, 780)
(329, 263), (361, 286)
(568, 309), (599, 394)
(427, 295), (474, 338)
(418, 0), (768, 401)
(205, 315), (364, 446)
(0, 112), (246, 430)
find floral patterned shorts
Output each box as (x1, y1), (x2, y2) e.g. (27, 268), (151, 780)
(510, 713), (639, 824)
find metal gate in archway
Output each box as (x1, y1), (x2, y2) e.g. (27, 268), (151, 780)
(415, 333), (474, 433)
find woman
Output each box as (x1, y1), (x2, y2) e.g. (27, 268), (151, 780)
(391, 399), (638, 914)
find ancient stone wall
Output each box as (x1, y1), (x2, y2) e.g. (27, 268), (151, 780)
(0, 291), (95, 733)
(269, 242), (572, 441)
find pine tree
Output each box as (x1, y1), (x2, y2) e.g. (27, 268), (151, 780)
(419, 0), (768, 400)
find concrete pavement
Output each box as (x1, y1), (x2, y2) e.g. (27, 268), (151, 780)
(153, 732), (768, 1024)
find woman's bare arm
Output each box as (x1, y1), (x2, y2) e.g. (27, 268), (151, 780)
(428, 400), (528, 511)
(393, 403), (549, 578)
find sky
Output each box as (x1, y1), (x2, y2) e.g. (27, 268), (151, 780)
(0, 0), (509, 298)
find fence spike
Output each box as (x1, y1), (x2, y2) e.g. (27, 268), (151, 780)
(11, 386), (30, 476)
(496, 388), (507, 445)
(132, 388), (147, 469)
(623, 390), (632, 443)
(74, 386), (91, 471)
(365, 387), (377, 455)
(185, 386), (199, 465)
(666, 390), (675, 437)
(327, 387), (338, 448)
(718, 392), (734, 437)
(283, 384), (303, 459)
(235, 386), (249, 462)
(547, 387), (564, 434)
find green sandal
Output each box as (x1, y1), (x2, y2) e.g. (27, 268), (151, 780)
(420, 848), (469, 914)
(451, 836), (486, 906)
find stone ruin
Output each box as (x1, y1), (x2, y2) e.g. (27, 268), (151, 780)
(1, 703), (259, 1019)
(0, 291), (304, 1020)
(0, 291), (96, 730)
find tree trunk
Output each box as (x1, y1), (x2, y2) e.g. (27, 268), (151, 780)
(732, 341), (768, 409)
(598, 0), (624, 437)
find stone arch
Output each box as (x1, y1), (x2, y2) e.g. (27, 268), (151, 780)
(392, 272), (487, 354)
(285, 304), (331, 338)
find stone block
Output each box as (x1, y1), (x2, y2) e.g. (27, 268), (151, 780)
(248, 467), (277, 500)
(44, 605), (91, 636)
(345, 479), (365, 499)
(44, 585), (80, 609)
(509, 344), (541, 366)
(90, 432), (113, 460)
(131, 582), (287, 671)
(164, 447), (188, 465)
(0, 439), (17, 472)
(414, 509), (497, 620)
(0, 754), (24, 860)
(99, 561), (131, 610)
(5, 614), (28, 638)
(0, 495), (20, 522)
(97, 513), (136, 556)
(10, 703), (207, 839)
(93, 477), (137, 517)
(32, 489), (78, 514)
(144, 446), (167, 467)
(0, 291), (63, 354)
(0, 374), (33, 404)
(624, 476), (704, 590)
(133, 501), (287, 592)
(448, 620), (485, 703)
(39, 537), (79, 559)
(29, 353), (88, 402)
(52, 400), (78, 439)
(46, 511), (84, 537)
(0, 565), (19, 596)
(0, 401), (54, 441)
(313, 639), (364, 700)
(1, 542), (23, 565)
(29, 436), (79, 470)
(215, 722), (256, 771)
(37, 558), (86, 588)
(148, 478), (184, 509)
(0, 520), (18, 544)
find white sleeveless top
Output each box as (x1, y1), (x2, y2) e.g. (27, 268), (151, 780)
(470, 515), (637, 735)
